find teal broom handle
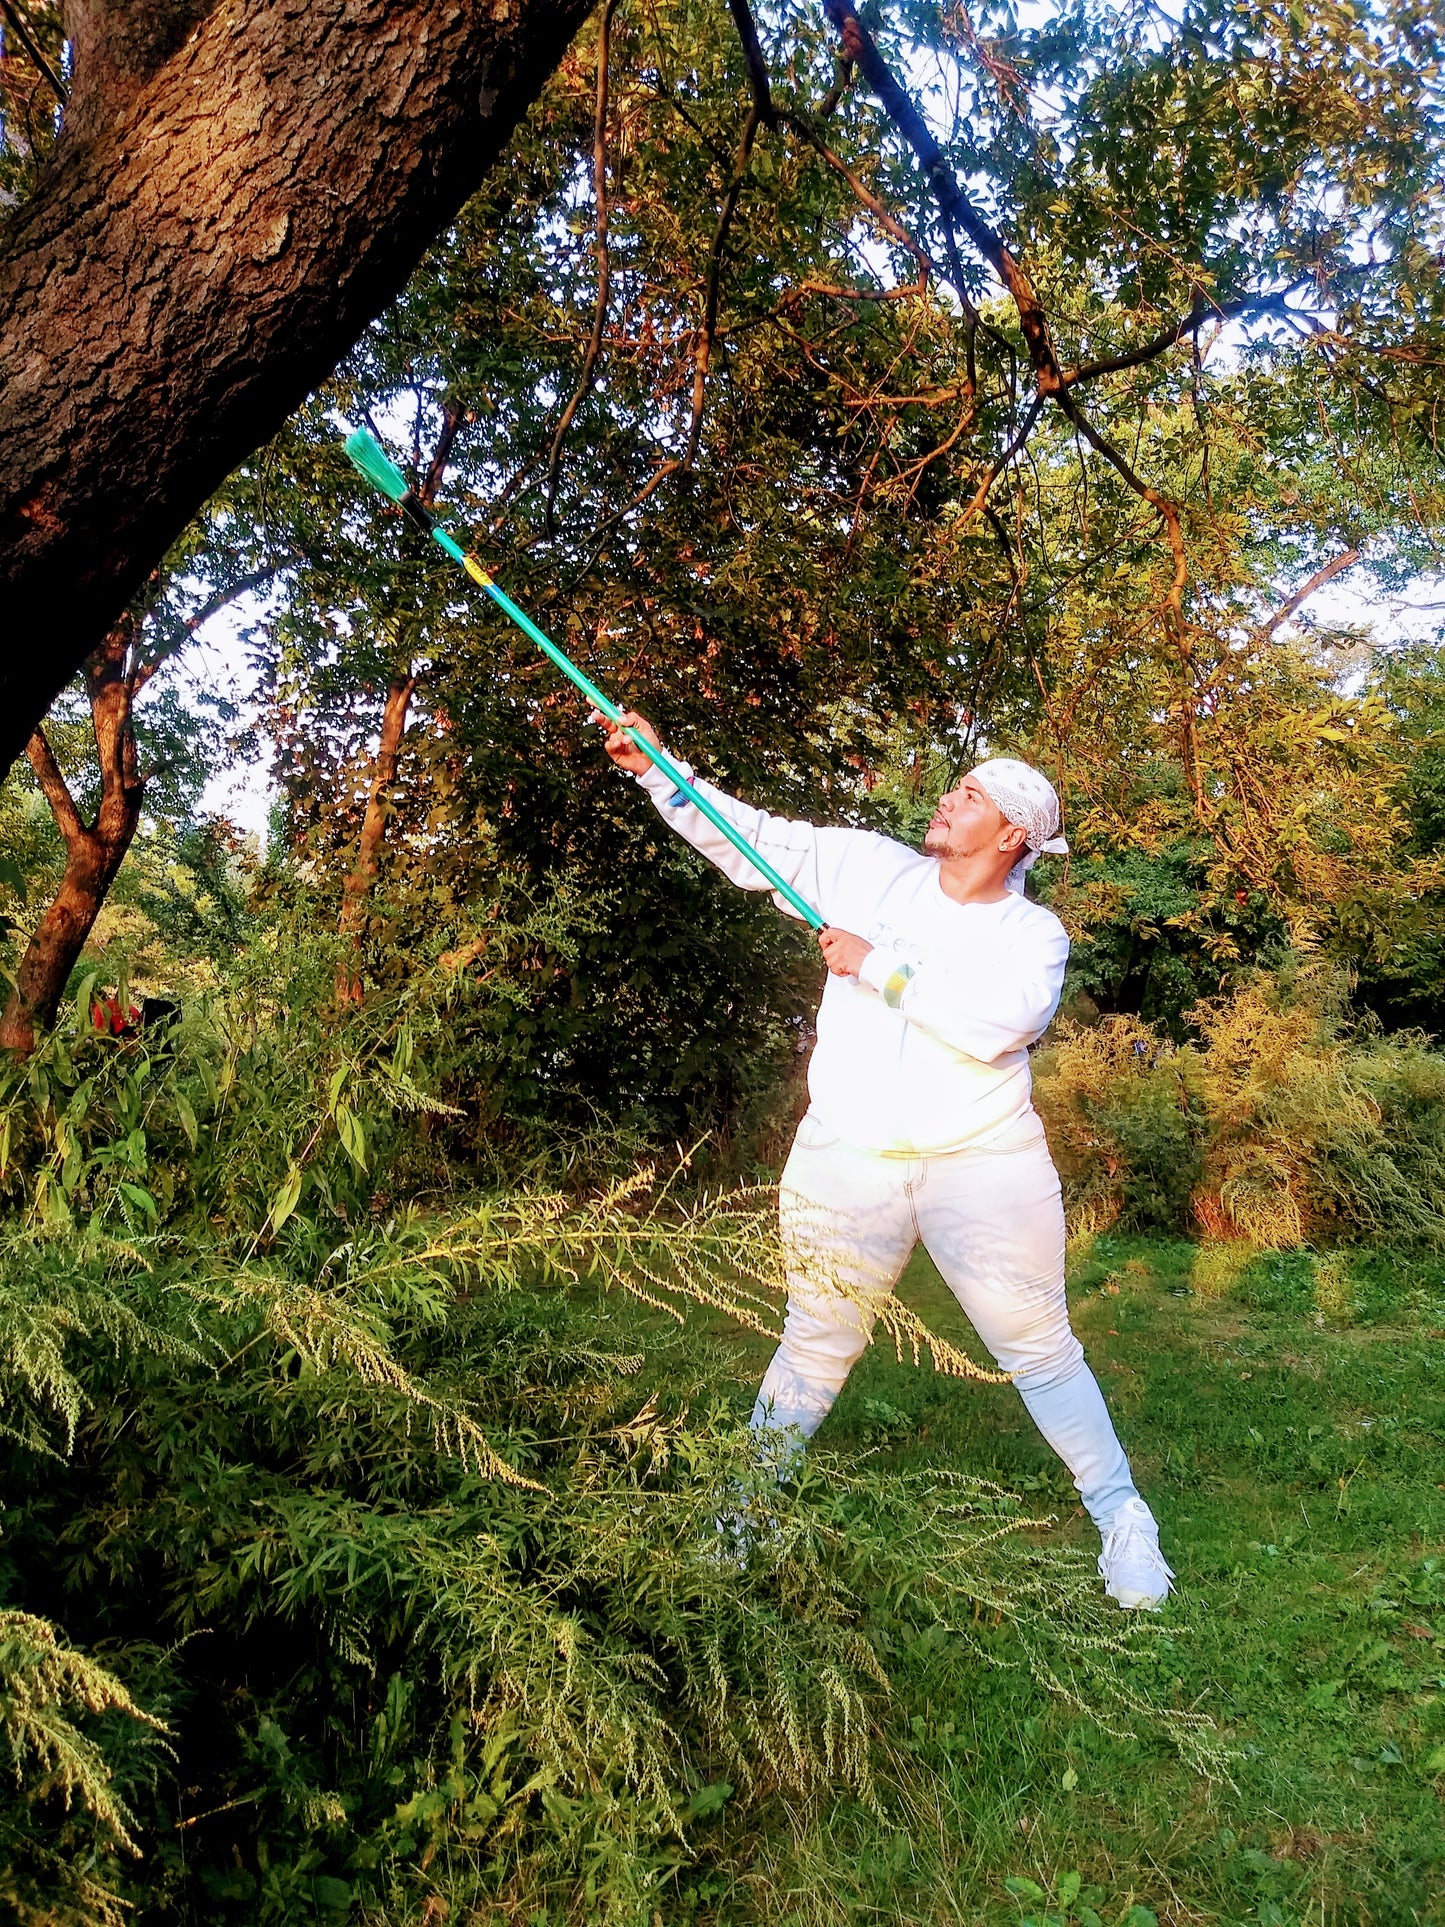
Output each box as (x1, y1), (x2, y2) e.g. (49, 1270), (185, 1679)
(424, 532), (827, 931)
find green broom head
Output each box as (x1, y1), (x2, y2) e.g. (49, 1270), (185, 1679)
(344, 427), (410, 505)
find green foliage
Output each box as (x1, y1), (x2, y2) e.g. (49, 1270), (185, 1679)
(1041, 842), (1287, 1039)
(1036, 961), (1445, 1247)
(0, 958), (1216, 1924)
(1322, 641), (1445, 1035)
(0, 1605), (165, 1927)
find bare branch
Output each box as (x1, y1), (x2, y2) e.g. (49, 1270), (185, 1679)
(545, 0), (619, 530)
(568, 457), (684, 586)
(779, 114), (937, 280)
(1255, 548), (1362, 642)
(25, 727), (85, 847)
(816, 48), (854, 119)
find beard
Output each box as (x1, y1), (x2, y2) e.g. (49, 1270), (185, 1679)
(924, 821), (971, 860)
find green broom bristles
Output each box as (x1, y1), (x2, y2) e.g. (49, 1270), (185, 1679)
(344, 428), (411, 506)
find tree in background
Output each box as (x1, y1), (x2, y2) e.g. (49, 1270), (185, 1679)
(168, 0), (1440, 1127)
(0, 541), (262, 1053)
(3, 0), (1442, 1090)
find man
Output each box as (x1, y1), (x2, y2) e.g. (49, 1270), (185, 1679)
(594, 709), (1174, 1610)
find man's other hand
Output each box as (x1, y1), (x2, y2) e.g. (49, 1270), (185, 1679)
(590, 707), (660, 776)
(819, 926), (873, 978)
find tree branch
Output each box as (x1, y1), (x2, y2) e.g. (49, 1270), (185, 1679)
(821, 1), (1057, 385)
(1065, 298), (1207, 386)
(778, 113), (936, 281)
(1055, 384), (1187, 626)
(724, 0), (776, 126)
(1255, 548), (1362, 642)
(816, 48), (854, 119)
(25, 726), (85, 847)
(131, 559), (297, 691)
(0, 0), (65, 102)
(954, 394), (1043, 533)
(419, 397), (464, 510)
(545, 0), (619, 530)
(687, 99), (763, 466)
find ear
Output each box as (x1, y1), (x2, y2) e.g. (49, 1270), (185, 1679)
(1000, 823), (1027, 854)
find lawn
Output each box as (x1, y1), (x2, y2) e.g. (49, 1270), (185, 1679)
(673, 1237), (1445, 1927)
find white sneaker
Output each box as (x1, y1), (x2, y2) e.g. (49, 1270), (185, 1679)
(1098, 1497), (1175, 1610)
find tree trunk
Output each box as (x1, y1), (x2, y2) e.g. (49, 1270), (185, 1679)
(0, 625), (146, 1054)
(0, 0), (592, 776)
(333, 399), (461, 999)
(0, 825), (136, 1055)
(335, 670), (418, 1002)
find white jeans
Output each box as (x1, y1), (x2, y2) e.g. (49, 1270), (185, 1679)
(751, 1113), (1140, 1534)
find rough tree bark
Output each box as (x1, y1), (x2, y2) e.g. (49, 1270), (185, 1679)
(0, 620), (149, 1056)
(0, 0), (593, 776)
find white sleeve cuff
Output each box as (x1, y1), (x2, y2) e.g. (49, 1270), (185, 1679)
(857, 947), (916, 1006)
(857, 947), (892, 995)
(636, 757), (694, 801)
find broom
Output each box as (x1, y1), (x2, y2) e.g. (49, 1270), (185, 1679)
(342, 427), (825, 931)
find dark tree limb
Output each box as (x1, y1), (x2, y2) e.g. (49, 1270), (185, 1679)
(545, 0), (619, 531)
(816, 48), (855, 120)
(687, 100), (763, 466)
(724, 0), (777, 127)
(1064, 300), (1208, 386)
(822, 1), (1056, 383)
(0, 0), (65, 102)
(0, 0), (595, 777)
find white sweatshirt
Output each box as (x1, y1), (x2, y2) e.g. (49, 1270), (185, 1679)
(636, 762), (1070, 1156)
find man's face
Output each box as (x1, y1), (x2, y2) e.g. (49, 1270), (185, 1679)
(923, 775), (1022, 863)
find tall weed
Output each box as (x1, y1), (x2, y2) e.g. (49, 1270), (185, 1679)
(0, 947), (1221, 1922)
(1035, 961), (1445, 1249)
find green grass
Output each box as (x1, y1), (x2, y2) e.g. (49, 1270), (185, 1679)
(672, 1237), (1445, 1927)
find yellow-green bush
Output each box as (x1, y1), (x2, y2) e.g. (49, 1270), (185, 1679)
(1034, 963), (1445, 1249)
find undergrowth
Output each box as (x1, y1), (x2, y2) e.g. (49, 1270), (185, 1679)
(0, 951), (1220, 1924)
(1035, 961), (1445, 1249)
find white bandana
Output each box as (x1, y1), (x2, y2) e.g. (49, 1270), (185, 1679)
(969, 757), (1069, 894)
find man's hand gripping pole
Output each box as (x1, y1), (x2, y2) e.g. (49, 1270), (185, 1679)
(342, 428), (825, 930)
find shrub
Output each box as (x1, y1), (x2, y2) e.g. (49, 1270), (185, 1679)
(0, 952), (1219, 1923)
(1035, 961), (1445, 1249)
(1032, 1015), (1205, 1236)
(0, 1610), (164, 1927)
